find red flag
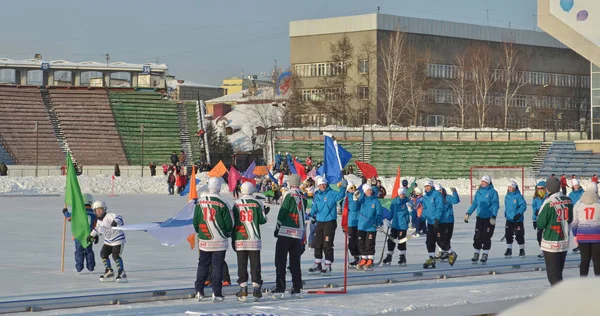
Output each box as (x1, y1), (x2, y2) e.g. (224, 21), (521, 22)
(242, 177), (256, 185)
(341, 196), (349, 231)
(279, 172), (284, 186)
(228, 166), (242, 192)
(355, 161), (378, 179)
(293, 158), (307, 181)
(391, 167), (401, 199)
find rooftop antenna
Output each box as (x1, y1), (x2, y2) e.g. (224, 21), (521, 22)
(377, 6), (380, 13)
(104, 53), (110, 66)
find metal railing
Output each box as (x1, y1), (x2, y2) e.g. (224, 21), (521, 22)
(0, 134), (18, 164)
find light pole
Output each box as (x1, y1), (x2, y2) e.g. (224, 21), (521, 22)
(141, 124), (145, 177)
(35, 121), (39, 177)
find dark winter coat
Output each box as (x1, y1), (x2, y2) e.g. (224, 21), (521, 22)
(114, 164), (121, 177)
(0, 163), (7, 176)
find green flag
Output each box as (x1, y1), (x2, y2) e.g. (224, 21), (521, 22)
(65, 154), (91, 247)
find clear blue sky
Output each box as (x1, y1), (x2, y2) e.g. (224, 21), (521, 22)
(0, 0), (538, 86)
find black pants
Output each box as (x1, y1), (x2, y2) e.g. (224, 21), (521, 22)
(100, 244), (124, 271)
(543, 251), (567, 286)
(347, 226), (360, 257)
(357, 230), (377, 256)
(435, 223), (453, 252)
(236, 250), (262, 286)
(426, 224), (439, 253)
(205, 261), (230, 285)
(168, 184), (174, 195)
(387, 228), (407, 252)
(473, 217), (495, 251)
(533, 222), (543, 246)
(314, 220), (337, 262)
(195, 250), (226, 296)
(505, 221), (525, 245)
(561, 186), (567, 195)
(578, 243), (600, 276)
(275, 237), (303, 292)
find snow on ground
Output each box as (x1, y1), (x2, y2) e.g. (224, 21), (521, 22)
(0, 190), (587, 315)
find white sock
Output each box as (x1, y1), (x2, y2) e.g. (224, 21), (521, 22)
(448, 248), (454, 254)
(507, 244), (513, 249)
(428, 252), (435, 257)
(367, 255), (374, 260)
(314, 259), (322, 264)
(324, 260), (331, 265)
(400, 250), (406, 255)
(483, 250), (490, 255)
(252, 282), (260, 288)
(240, 282), (247, 287)
(519, 244), (525, 250)
(474, 249), (481, 254)
(387, 251), (394, 255)
(362, 255), (367, 259)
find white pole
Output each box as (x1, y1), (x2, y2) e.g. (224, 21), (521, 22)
(199, 100), (211, 164)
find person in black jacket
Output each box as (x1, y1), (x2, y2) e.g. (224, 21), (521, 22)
(114, 164), (121, 177)
(0, 162), (7, 176)
(170, 151), (178, 165)
(167, 171), (176, 195)
(149, 162), (156, 176)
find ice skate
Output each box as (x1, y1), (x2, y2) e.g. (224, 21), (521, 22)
(212, 293), (224, 303)
(398, 254), (407, 267)
(236, 286), (248, 302)
(448, 252), (458, 267)
(504, 248), (512, 258)
(196, 291), (205, 302)
(471, 253), (480, 264)
(438, 252), (449, 262)
(269, 286), (285, 299)
(423, 256), (436, 269)
(115, 270), (128, 283)
(411, 232), (420, 237)
(537, 253), (545, 261)
(308, 262), (322, 275)
(573, 247), (580, 254)
(348, 256), (360, 268)
(356, 258), (367, 270)
(252, 286), (262, 302)
(99, 269), (114, 282)
(363, 259), (374, 271)
(320, 264), (332, 276)
(519, 249), (526, 259)
(480, 253), (488, 265)
(381, 254), (392, 266)
(290, 288), (304, 299)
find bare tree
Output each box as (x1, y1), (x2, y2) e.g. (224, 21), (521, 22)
(401, 47), (431, 126)
(378, 30), (408, 125)
(319, 35), (354, 125)
(499, 42), (528, 130)
(445, 51), (472, 129)
(356, 35), (377, 125)
(469, 44), (497, 128)
(281, 71), (305, 127)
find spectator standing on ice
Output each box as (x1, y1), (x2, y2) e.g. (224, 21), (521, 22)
(569, 178), (585, 254)
(537, 176), (573, 286)
(572, 182), (600, 277)
(167, 171), (176, 195)
(0, 162), (7, 176)
(560, 174), (568, 195)
(503, 180), (527, 259)
(532, 181), (548, 259)
(87, 200), (127, 283)
(464, 175), (499, 265)
(308, 176), (346, 276)
(63, 193), (97, 273)
(193, 177), (233, 302)
(382, 187), (411, 267)
(421, 180), (444, 269)
(436, 183), (459, 265)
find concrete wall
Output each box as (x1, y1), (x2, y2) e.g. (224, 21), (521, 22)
(5, 165), (157, 177)
(574, 140), (600, 153)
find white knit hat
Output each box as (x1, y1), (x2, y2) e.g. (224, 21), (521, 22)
(424, 179), (434, 187)
(208, 177), (221, 194)
(572, 178), (580, 187)
(346, 180), (355, 191)
(362, 183), (373, 192)
(508, 180), (518, 188)
(316, 176), (327, 186)
(481, 175), (492, 184)
(434, 183), (443, 191)
(398, 187), (407, 196)
(240, 182), (254, 195)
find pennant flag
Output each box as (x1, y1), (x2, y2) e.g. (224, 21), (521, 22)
(242, 177), (256, 185)
(180, 177), (201, 196)
(228, 166), (243, 192)
(321, 133), (352, 184)
(293, 158), (307, 181)
(279, 171), (284, 186)
(307, 167), (317, 179)
(355, 161), (378, 180)
(188, 166), (198, 201)
(244, 160), (256, 179)
(65, 153), (91, 248)
(288, 156), (298, 175)
(115, 201), (196, 248)
(391, 167), (401, 199)
(341, 196), (349, 231)
(253, 166), (268, 176)
(208, 160), (227, 177)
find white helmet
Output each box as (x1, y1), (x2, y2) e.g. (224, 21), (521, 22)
(83, 193), (94, 205)
(413, 187), (423, 195)
(92, 200), (107, 211)
(241, 182), (255, 195)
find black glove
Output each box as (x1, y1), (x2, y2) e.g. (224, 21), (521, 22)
(86, 235), (94, 244)
(310, 217), (316, 225)
(513, 213), (522, 222)
(264, 206), (270, 215)
(534, 210), (539, 217)
(274, 229), (279, 238)
(62, 208), (68, 214)
(434, 219), (439, 229)
(94, 236), (99, 244)
(111, 221), (118, 227)
(533, 221), (537, 230)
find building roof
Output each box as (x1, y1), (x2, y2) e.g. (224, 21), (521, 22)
(289, 13), (567, 49)
(206, 86), (288, 103)
(0, 58), (168, 72)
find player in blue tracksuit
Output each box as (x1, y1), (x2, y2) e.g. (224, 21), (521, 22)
(342, 182), (361, 267)
(465, 175), (499, 264)
(410, 187), (426, 235)
(355, 183), (382, 270)
(62, 193), (97, 273)
(532, 181), (547, 259)
(503, 180), (527, 258)
(435, 183), (459, 265)
(421, 180), (444, 269)
(382, 187), (411, 266)
(568, 178), (584, 253)
(308, 176), (347, 275)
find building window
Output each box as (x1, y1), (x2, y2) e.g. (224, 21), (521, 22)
(358, 59), (369, 74)
(426, 115), (444, 127)
(357, 86), (369, 100)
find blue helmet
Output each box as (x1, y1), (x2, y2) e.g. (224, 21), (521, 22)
(536, 181), (546, 188)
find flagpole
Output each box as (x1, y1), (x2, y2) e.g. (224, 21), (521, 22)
(61, 204), (66, 272)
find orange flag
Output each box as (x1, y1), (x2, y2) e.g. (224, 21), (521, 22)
(391, 167), (401, 199)
(188, 165), (197, 202)
(208, 160), (227, 177)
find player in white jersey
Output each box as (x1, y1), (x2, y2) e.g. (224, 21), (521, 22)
(87, 200), (127, 283)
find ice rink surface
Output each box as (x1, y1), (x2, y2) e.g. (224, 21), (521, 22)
(0, 192), (583, 315)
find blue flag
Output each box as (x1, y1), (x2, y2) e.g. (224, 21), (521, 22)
(321, 133), (352, 184)
(180, 178), (201, 196)
(288, 156), (298, 175)
(243, 160), (256, 179)
(268, 170), (278, 183)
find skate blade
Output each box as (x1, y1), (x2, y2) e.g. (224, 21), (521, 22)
(380, 262), (391, 267)
(271, 293), (285, 299)
(398, 263), (407, 267)
(519, 256), (526, 259)
(291, 293), (304, 299)
(471, 261), (478, 265)
(504, 256), (512, 259)
(252, 297), (261, 302)
(212, 298), (224, 303)
(116, 278), (128, 283)
(320, 272), (331, 276)
(99, 277), (115, 282)
(363, 267), (374, 271)
(308, 271), (321, 275)
(237, 296), (247, 302)
(480, 262), (487, 265)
